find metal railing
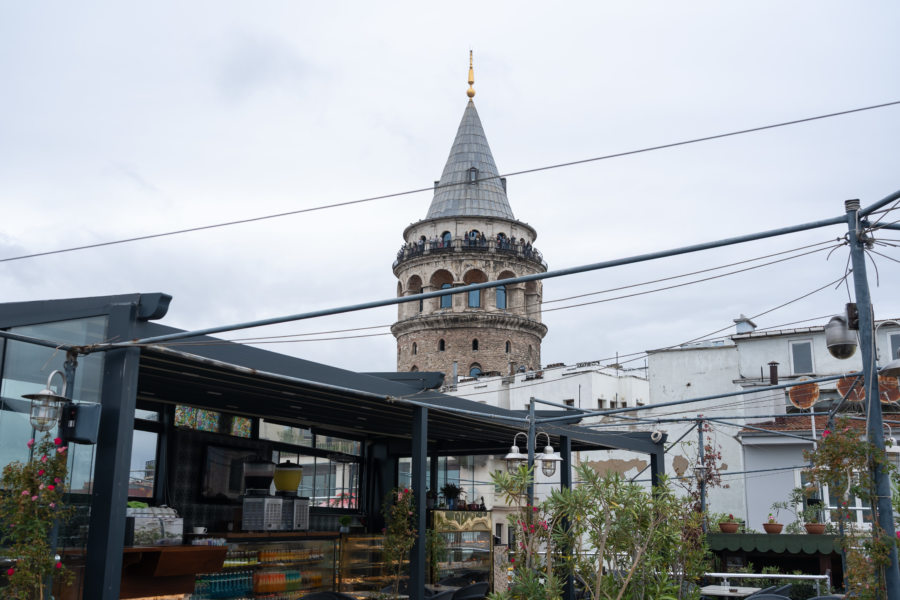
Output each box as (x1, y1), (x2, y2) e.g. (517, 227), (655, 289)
(705, 571), (831, 596)
(393, 238), (547, 269)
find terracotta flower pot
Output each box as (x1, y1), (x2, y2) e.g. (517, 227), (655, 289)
(718, 522), (739, 533)
(804, 522), (826, 535)
(763, 522), (783, 534)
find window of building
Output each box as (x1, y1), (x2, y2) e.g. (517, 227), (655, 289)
(598, 398), (606, 409)
(412, 342), (417, 355)
(564, 399), (574, 407)
(469, 364), (483, 377)
(505, 341), (511, 354)
(790, 340), (814, 374)
(410, 366), (418, 372)
(468, 167), (478, 183)
(442, 231), (452, 246)
(440, 283), (453, 309)
(468, 289), (480, 308)
(439, 339), (445, 352)
(496, 285), (507, 309)
(472, 339), (479, 351)
(889, 332), (900, 361)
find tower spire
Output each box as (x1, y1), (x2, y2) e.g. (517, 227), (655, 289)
(467, 50), (475, 99)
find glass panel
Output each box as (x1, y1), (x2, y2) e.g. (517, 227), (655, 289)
(129, 430), (158, 498)
(230, 415), (252, 438)
(791, 341), (813, 374)
(316, 434), (361, 456)
(297, 453), (316, 499)
(890, 333), (900, 361)
(260, 420), (313, 447)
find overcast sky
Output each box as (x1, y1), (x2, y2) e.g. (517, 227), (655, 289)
(2, 2), (899, 375)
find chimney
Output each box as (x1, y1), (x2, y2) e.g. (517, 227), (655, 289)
(734, 314), (757, 334)
(768, 361), (779, 385)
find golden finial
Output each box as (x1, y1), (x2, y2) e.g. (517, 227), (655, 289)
(467, 50), (475, 99)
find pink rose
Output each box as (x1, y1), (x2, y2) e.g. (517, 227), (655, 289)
(41, 455), (48, 463)
(54, 477), (61, 484)
(47, 484), (55, 491)
(49, 502), (56, 508)
(38, 469), (45, 476)
(54, 437), (62, 446)
(57, 446), (68, 454)
(31, 495), (38, 501)
(26, 439), (34, 448)
(55, 561), (62, 569)
(6, 567), (14, 576)
(822, 430), (831, 438)
(21, 490), (29, 496)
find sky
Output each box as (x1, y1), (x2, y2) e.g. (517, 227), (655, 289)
(2, 2), (900, 375)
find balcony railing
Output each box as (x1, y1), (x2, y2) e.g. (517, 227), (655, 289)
(393, 237), (546, 269)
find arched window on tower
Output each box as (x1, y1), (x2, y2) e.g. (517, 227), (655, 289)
(411, 366), (418, 372)
(469, 363), (483, 377)
(468, 167), (478, 183)
(468, 288), (480, 308)
(496, 285), (507, 309)
(438, 339), (445, 352)
(412, 342), (417, 355)
(505, 341), (511, 354)
(440, 283), (453, 309)
(472, 339), (478, 351)
(442, 231), (452, 247)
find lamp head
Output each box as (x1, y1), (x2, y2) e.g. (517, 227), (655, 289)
(825, 315), (857, 359)
(23, 371), (68, 432)
(503, 442), (527, 473)
(539, 443), (563, 477)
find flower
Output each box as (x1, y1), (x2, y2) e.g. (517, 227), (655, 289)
(822, 429), (831, 438)
(57, 446), (67, 454)
(6, 567), (14, 576)
(47, 484), (55, 491)
(40, 455), (48, 463)
(767, 513), (777, 523)
(37, 469), (45, 476)
(55, 561), (62, 569)
(26, 439), (34, 448)
(31, 495), (38, 501)
(53, 437), (62, 446)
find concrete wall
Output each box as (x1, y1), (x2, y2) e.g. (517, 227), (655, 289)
(742, 436), (810, 530)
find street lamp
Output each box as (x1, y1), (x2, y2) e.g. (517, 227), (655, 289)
(23, 370), (67, 432)
(503, 431), (564, 476)
(504, 432), (528, 472)
(536, 432), (563, 477)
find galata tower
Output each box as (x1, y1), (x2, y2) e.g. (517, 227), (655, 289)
(391, 53), (548, 381)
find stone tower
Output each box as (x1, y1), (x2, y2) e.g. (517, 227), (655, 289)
(391, 54), (548, 380)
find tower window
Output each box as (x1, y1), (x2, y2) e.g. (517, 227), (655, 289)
(412, 342), (417, 355)
(439, 339), (445, 352)
(411, 366), (418, 372)
(472, 339), (479, 351)
(440, 283), (453, 309)
(442, 231), (452, 246)
(496, 285), (507, 309)
(505, 341), (511, 354)
(468, 289), (481, 308)
(468, 167), (478, 183)
(469, 363), (483, 377)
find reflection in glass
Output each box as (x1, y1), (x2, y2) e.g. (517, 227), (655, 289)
(129, 430), (158, 498)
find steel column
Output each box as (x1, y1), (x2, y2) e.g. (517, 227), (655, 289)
(845, 199), (900, 598)
(83, 303), (140, 600)
(410, 406), (427, 600)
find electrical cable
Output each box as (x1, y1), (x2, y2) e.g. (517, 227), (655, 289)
(2, 100), (898, 265)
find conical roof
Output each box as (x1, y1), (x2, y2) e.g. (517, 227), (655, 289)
(425, 100), (515, 220)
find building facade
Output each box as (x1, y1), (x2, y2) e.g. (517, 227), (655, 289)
(391, 64), (547, 379)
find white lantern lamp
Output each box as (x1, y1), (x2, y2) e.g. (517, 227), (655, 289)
(503, 432), (528, 473)
(537, 432), (563, 477)
(23, 370), (67, 433)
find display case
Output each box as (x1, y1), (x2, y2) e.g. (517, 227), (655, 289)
(429, 510), (492, 586)
(339, 534), (393, 596)
(193, 536), (336, 599)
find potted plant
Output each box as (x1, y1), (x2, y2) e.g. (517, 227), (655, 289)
(338, 515), (352, 533)
(718, 513), (739, 534)
(763, 512), (783, 534)
(426, 489), (437, 509)
(802, 510), (826, 535)
(440, 483), (462, 510)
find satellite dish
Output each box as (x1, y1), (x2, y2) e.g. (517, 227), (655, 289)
(879, 375), (900, 404)
(836, 376), (865, 403)
(788, 379), (820, 409)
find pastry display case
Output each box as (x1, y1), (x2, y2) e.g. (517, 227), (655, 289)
(193, 537), (336, 599)
(338, 534), (393, 596)
(429, 510), (492, 586)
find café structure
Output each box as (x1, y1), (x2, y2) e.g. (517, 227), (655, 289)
(0, 292), (666, 600)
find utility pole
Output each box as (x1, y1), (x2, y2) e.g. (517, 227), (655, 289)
(844, 199), (900, 598)
(698, 419), (707, 532)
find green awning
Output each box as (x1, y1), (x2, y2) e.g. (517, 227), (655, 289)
(707, 533), (839, 555)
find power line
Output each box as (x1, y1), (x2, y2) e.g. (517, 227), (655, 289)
(3, 100), (898, 265)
